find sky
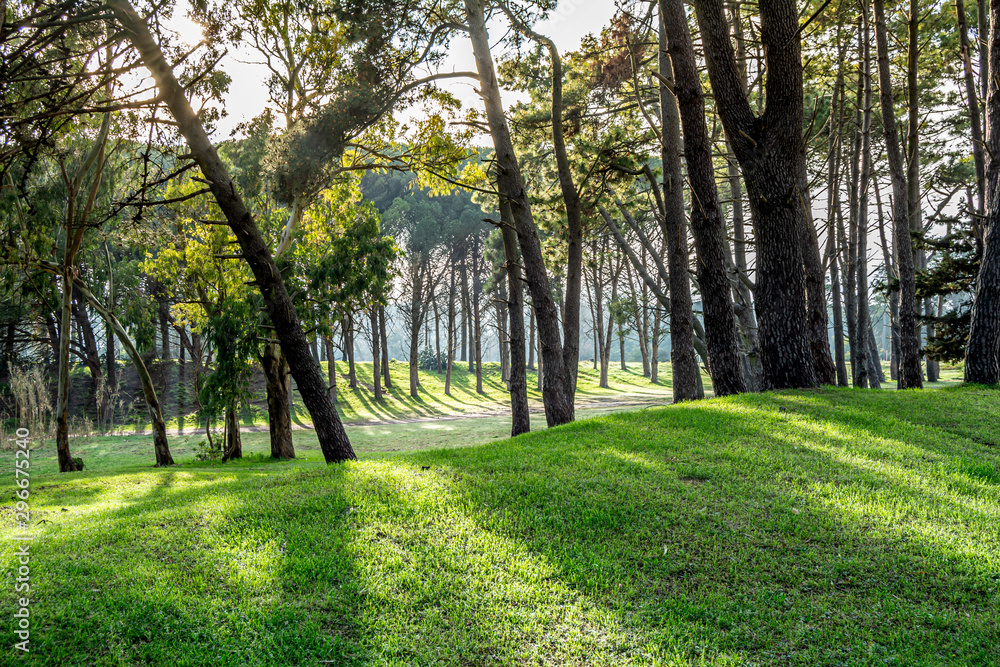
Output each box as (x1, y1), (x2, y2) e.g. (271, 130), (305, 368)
(166, 0), (618, 140)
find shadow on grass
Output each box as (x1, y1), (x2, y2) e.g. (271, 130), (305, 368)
(2, 388), (997, 665)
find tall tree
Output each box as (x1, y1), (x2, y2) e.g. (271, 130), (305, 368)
(691, 0), (819, 389)
(873, 0), (924, 389)
(661, 0), (746, 396)
(965, 0), (1000, 383)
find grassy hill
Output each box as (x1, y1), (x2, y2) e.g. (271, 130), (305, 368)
(1, 385), (997, 665)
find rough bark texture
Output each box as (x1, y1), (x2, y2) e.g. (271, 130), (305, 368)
(965, 0), (1000, 383)
(500, 201), (530, 436)
(110, 0), (356, 460)
(855, 8), (874, 389)
(262, 342), (295, 459)
(957, 0), (986, 218)
(662, 0), (746, 396)
(657, 2), (703, 402)
(691, 0), (818, 389)
(464, 0), (574, 425)
(379, 306), (391, 389)
(873, 0), (923, 389)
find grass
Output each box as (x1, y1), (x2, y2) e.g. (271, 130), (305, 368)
(1, 385), (997, 665)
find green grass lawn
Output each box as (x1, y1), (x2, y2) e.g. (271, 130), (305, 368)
(1, 385), (997, 665)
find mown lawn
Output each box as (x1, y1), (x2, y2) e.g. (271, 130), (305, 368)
(1, 385), (997, 665)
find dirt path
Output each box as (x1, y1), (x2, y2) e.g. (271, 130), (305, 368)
(160, 393), (670, 436)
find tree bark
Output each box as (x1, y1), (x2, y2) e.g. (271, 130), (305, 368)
(957, 0), (986, 219)
(965, 0), (1000, 383)
(379, 305), (391, 389)
(691, 0), (817, 389)
(656, 2), (703, 401)
(262, 342), (295, 459)
(463, 0), (574, 425)
(222, 405), (242, 461)
(371, 306), (382, 400)
(500, 200), (530, 436)
(472, 235), (484, 394)
(110, 0), (355, 460)
(445, 258), (455, 395)
(662, 0), (746, 396)
(873, 0), (923, 389)
(855, 7), (874, 389)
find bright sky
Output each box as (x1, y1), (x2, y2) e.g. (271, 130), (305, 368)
(166, 0), (618, 139)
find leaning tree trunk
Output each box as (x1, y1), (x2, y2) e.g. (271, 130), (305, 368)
(873, 0), (923, 389)
(262, 342), (295, 459)
(110, 0), (356, 461)
(464, 0), (574, 426)
(657, 1), (703, 401)
(70, 277), (174, 466)
(501, 200), (530, 436)
(965, 0), (1000, 384)
(662, 0), (746, 396)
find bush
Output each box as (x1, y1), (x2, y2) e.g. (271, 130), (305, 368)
(417, 346), (441, 371)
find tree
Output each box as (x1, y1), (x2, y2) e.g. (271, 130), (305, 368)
(691, 0), (822, 389)
(109, 0), (357, 462)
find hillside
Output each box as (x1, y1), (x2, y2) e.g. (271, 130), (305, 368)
(1, 386), (997, 665)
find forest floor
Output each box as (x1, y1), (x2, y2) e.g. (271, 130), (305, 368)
(0, 384), (997, 665)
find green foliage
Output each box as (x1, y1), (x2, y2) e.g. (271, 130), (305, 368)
(915, 222), (980, 363)
(197, 297), (260, 423)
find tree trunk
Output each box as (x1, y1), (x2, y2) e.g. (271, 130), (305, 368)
(325, 334), (337, 403)
(662, 0), (746, 396)
(56, 277), (82, 472)
(657, 2), (703, 402)
(222, 405), (242, 461)
(472, 236), (484, 394)
(827, 34), (850, 387)
(344, 313), (357, 389)
(371, 306), (382, 400)
(957, 0), (986, 219)
(262, 342), (295, 459)
(527, 305), (536, 371)
(501, 200), (530, 436)
(379, 305), (391, 389)
(460, 254), (469, 365)
(433, 290), (442, 373)
(110, 0), (355, 461)
(70, 276), (173, 466)
(464, 0), (574, 425)
(965, 0), (1000, 383)
(691, 0), (817, 390)
(873, 0), (923, 389)
(445, 258), (456, 396)
(855, 8), (874, 389)
(409, 261), (423, 398)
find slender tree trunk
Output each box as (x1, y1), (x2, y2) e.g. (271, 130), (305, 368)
(855, 8), (874, 389)
(371, 306), (382, 400)
(873, 0), (923, 388)
(445, 259), (456, 396)
(262, 342), (294, 459)
(70, 276), (173, 466)
(527, 305), (536, 371)
(325, 333), (337, 403)
(827, 32), (850, 387)
(379, 305), (391, 390)
(461, 254), (471, 370)
(433, 292), (442, 373)
(501, 200), (530, 435)
(663, 0), (747, 396)
(472, 236), (484, 394)
(464, 0), (574, 425)
(957, 0), (986, 219)
(110, 0), (356, 461)
(657, 1), (703, 401)
(345, 313), (358, 389)
(222, 405), (242, 461)
(409, 261), (423, 398)
(965, 0), (1000, 383)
